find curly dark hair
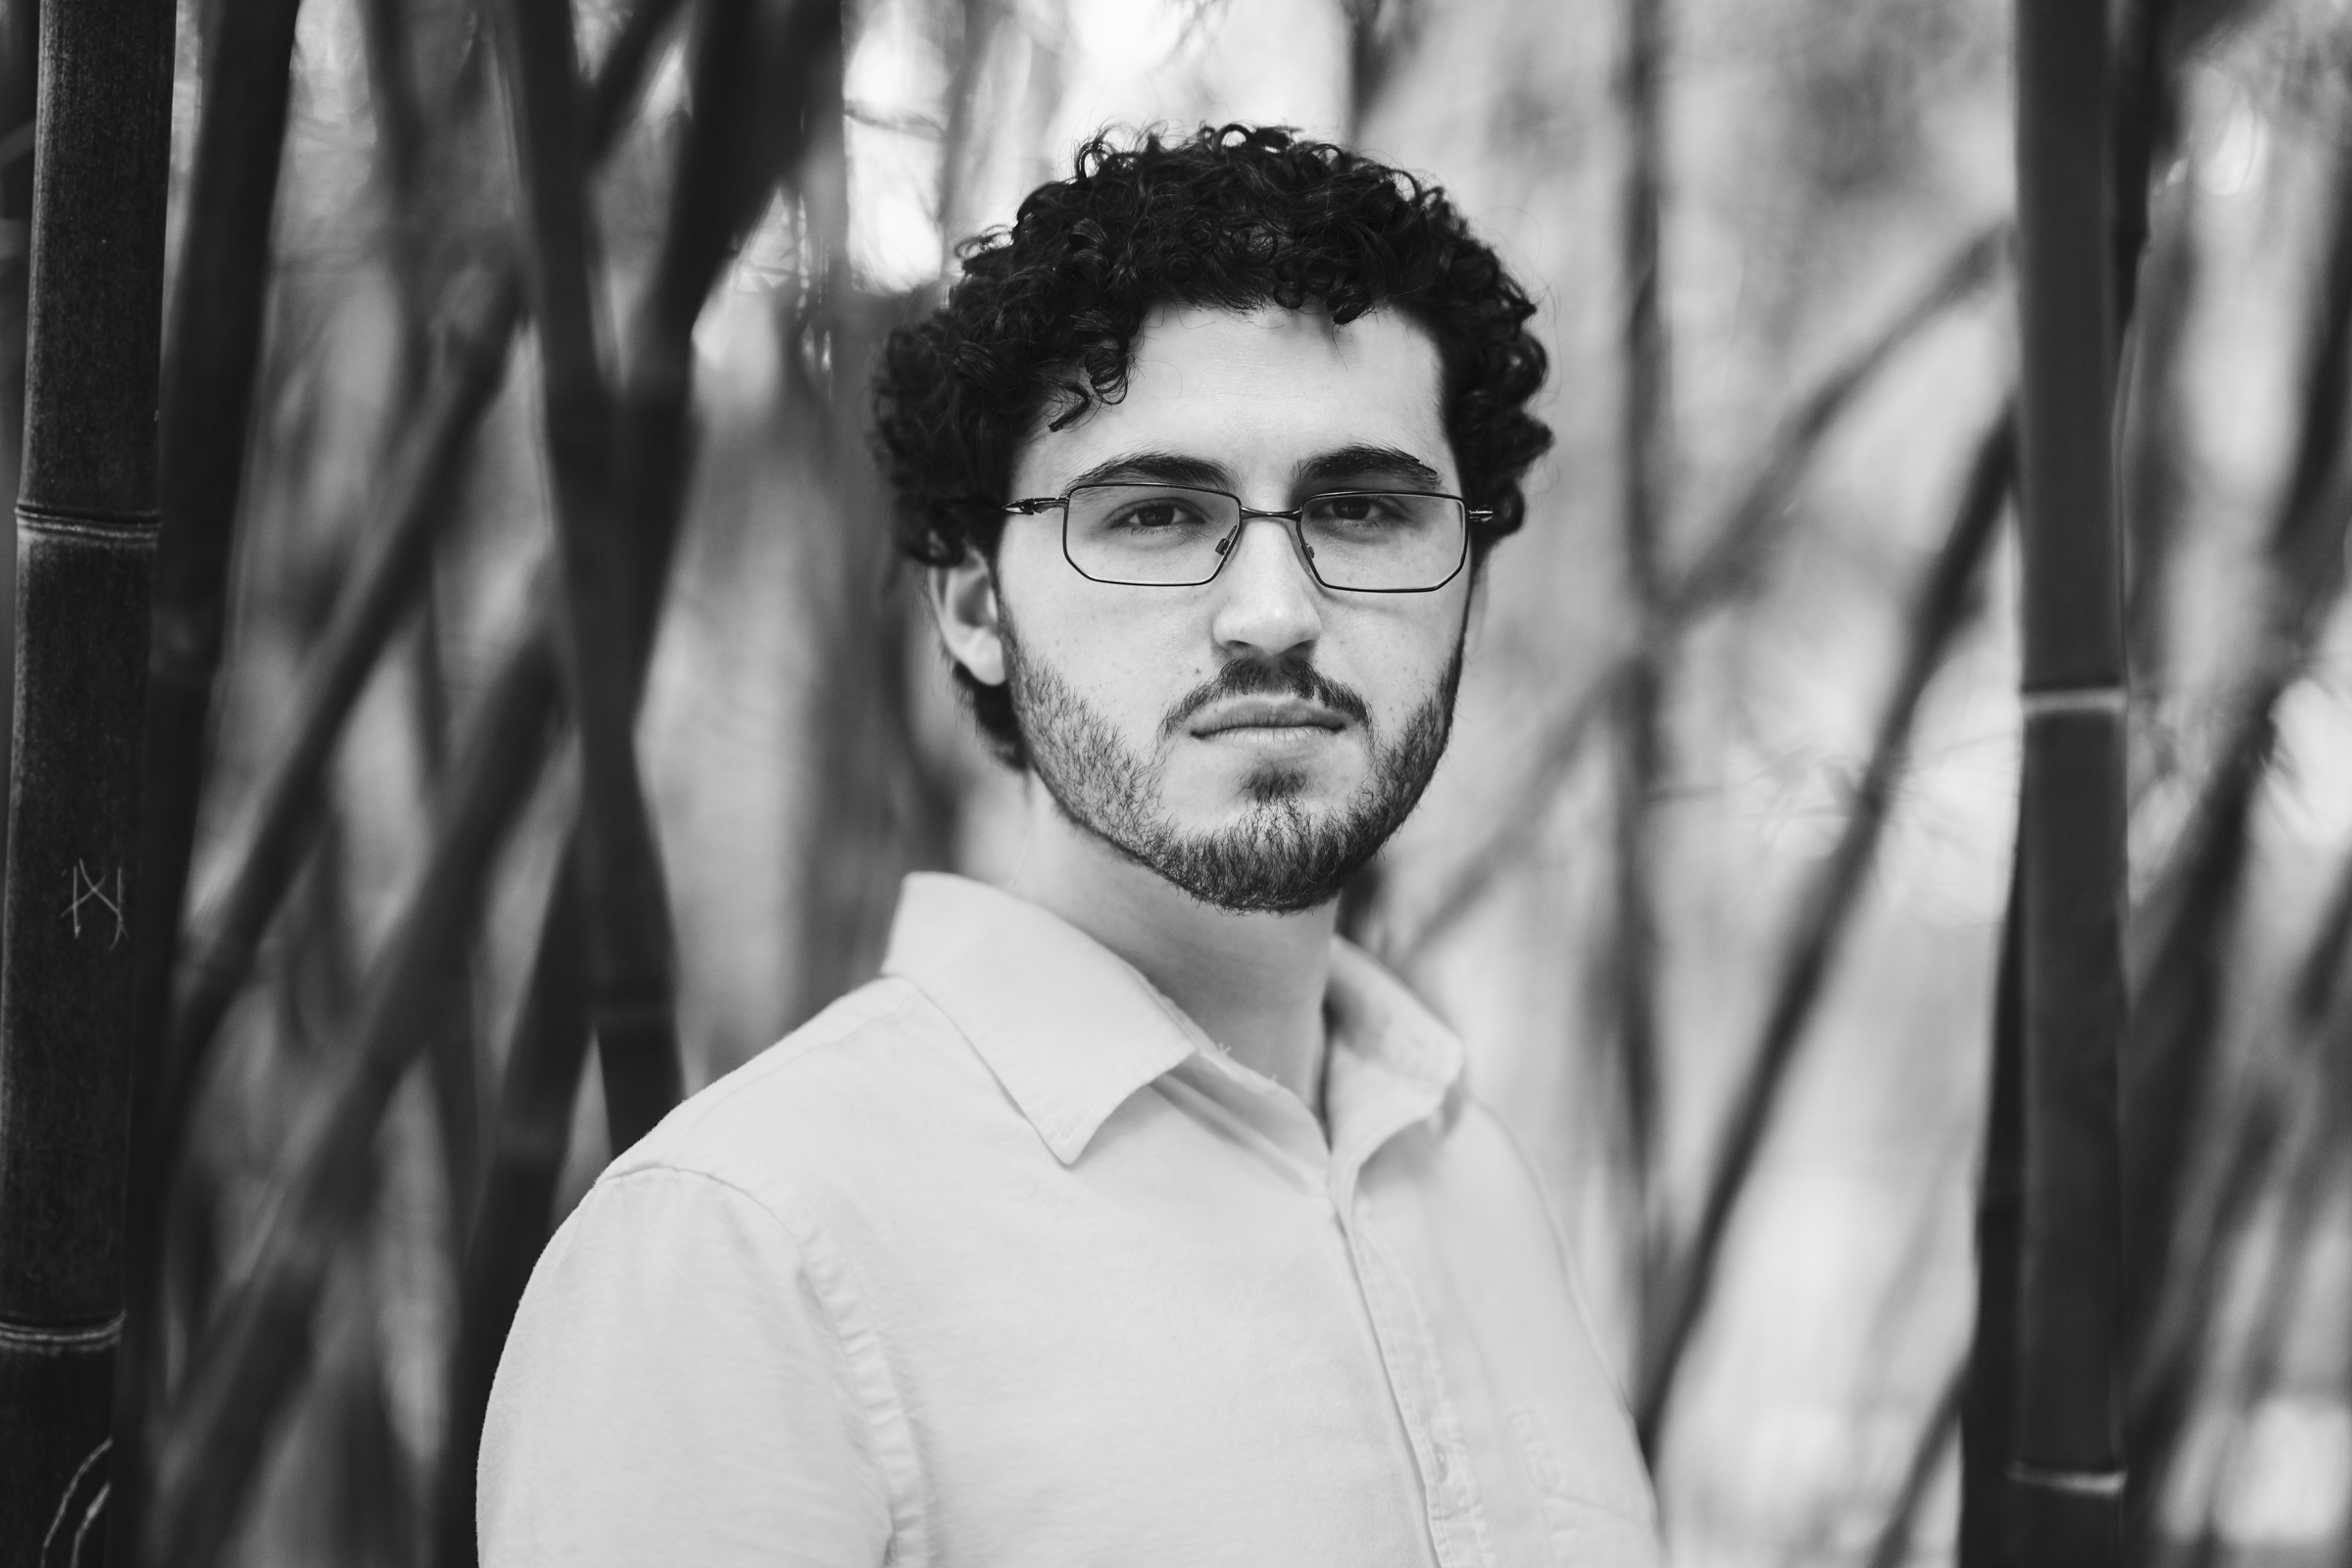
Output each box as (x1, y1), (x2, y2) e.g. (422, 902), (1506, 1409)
(871, 122), (1551, 762)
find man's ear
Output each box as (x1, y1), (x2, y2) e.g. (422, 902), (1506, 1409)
(928, 555), (1007, 687)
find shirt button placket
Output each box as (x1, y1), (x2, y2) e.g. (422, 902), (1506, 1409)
(1341, 1205), (1490, 1568)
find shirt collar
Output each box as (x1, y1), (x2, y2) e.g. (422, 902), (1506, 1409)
(879, 872), (1467, 1169)
(881, 874), (1205, 1164)
(1322, 938), (1466, 1192)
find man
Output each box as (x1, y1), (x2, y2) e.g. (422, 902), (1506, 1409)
(480, 124), (1662, 1567)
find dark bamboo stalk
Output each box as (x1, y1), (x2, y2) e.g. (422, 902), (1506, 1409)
(155, 270), (516, 1200)
(0, 0), (172, 1553)
(0, 0), (37, 838)
(144, 37), (779, 1550)
(156, 0), (688, 1183)
(1961, 852), (2027, 1568)
(105, 0), (308, 1554)
(145, 633), (562, 1568)
(431, 858), (589, 1568)
(1610, 0), (1670, 1253)
(1391, 224), (2005, 966)
(354, 0), (491, 1295)
(1635, 412), (2014, 1452)
(488, 0), (685, 1153)
(431, 5), (837, 1556)
(2009, 0), (2128, 1558)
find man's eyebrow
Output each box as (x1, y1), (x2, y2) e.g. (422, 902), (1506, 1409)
(1295, 445), (1446, 491)
(1060, 452), (1234, 491)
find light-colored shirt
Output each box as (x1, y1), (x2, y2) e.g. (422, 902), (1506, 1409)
(480, 872), (1662, 1567)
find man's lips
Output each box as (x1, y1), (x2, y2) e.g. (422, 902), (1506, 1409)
(1188, 697), (1350, 737)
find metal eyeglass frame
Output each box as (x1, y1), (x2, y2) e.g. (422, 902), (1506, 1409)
(1001, 484), (1490, 594)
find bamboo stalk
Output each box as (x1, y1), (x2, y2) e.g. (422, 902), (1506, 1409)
(488, 0), (685, 1153)
(431, 857), (589, 1568)
(1961, 854), (2025, 1568)
(2120, 173), (2196, 710)
(2122, 844), (2352, 1560)
(0, 0), (36, 831)
(150, 34), (805, 1550)
(1610, 0), (1671, 1254)
(1864, 1365), (1969, 1568)
(353, 0), (492, 1308)
(155, 0), (688, 1189)
(2009, 0), (2129, 1558)
(2119, 118), (2352, 1385)
(105, 0), (308, 1553)
(1634, 409), (2014, 1452)
(430, 7), (838, 1556)
(1390, 224), (2005, 966)
(0, 0), (172, 1553)
(145, 632), (563, 1568)
(155, 270), (515, 1212)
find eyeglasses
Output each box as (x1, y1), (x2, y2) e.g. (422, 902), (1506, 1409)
(1002, 483), (1485, 593)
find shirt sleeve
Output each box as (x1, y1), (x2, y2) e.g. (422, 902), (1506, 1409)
(477, 1165), (897, 1567)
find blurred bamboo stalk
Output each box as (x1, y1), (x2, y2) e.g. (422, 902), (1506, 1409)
(489, 0), (686, 1152)
(1635, 409), (2015, 1452)
(0, 0), (172, 1559)
(785, 85), (960, 1028)
(2120, 172), (2196, 723)
(2126, 844), (2352, 1556)
(434, 3), (840, 1557)
(2008, 0), (2129, 1559)
(2122, 107), (2352, 1372)
(108, 0), (308, 1553)
(139, 0), (707, 1540)
(355, 0), (490, 1275)
(1392, 222), (2006, 966)
(1341, 0), (1414, 146)
(433, 860), (589, 1568)
(153, 0), (684, 1194)
(1610, 0), (1671, 1256)
(1864, 1365), (1968, 1568)
(146, 633), (563, 1568)
(1961, 856), (2026, 1567)
(2101, 119), (2352, 1552)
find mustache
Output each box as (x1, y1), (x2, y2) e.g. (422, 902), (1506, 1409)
(1159, 657), (1373, 740)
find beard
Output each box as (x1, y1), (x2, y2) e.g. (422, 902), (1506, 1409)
(1000, 621), (1463, 915)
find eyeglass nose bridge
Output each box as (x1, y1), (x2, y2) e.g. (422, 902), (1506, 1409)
(1208, 504), (1321, 580)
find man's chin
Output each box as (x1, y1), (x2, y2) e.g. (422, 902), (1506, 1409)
(1162, 773), (1361, 823)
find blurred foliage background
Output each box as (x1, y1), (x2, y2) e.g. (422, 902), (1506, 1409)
(18, 0), (2352, 1560)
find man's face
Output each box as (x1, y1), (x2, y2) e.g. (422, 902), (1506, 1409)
(936, 303), (1474, 913)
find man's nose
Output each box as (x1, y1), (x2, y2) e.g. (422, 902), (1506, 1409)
(1208, 514), (1323, 658)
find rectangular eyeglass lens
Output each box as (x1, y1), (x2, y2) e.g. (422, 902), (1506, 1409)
(1068, 484), (1236, 583)
(1300, 493), (1462, 589)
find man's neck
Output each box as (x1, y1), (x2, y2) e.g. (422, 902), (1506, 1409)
(1004, 789), (1338, 1118)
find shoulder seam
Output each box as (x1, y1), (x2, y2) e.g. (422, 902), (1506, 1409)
(585, 1165), (933, 1560)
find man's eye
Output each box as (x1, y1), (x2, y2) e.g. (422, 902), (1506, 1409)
(1109, 500), (1207, 530)
(1312, 494), (1407, 526)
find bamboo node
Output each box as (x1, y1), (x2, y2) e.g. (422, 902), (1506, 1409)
(15, 500), (161, 545)
(0, 1310), (122, 1350)
(2006, 1459), (2127, 1497)
(2020, 685), (2126, 718)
